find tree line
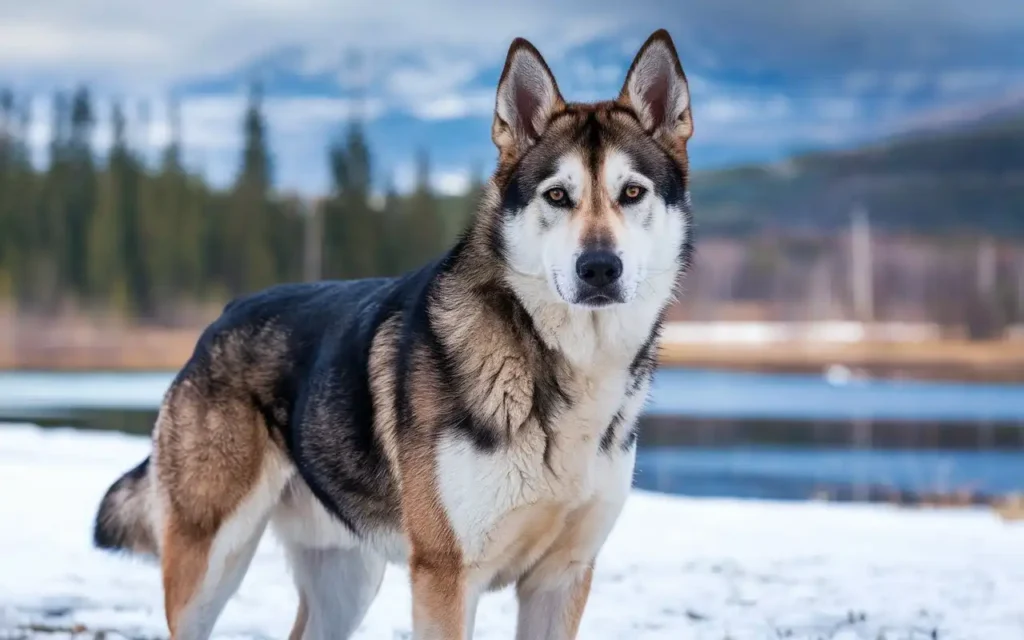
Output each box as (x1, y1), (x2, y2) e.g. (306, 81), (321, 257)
(0, 83), (481, 322)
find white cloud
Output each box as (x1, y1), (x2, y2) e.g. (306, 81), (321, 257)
(0, 0), (675, 175)
(0, 1), (636, 98)
(433, 169), (472, 196)
(411, 91), (494, 121)
(392, 163), (472, 196)
(6, 0), (1023, 193)
(566, 60), (623, 89)
(698, 95), (790, 124)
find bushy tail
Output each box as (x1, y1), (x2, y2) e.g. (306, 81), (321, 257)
(92, 457), (159, 556)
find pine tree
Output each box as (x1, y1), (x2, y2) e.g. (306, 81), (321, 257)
(460, 159), (486, 231)
(29, 92), (73, 310)
(377, 171), (404, 276)
(87, 102), (125, 308)
(0, 79), (496, 320)
(162, 97), (206, 305)
(0, 89), (16, 296)
(402, 147), (446, 269)
(63, 86), (98, 301)
(323, 120), (380, 279)
(113, 100), (150, 315)
(224, 81), (275, 295)
(2, 96), (36, 304)
(323, 128), (348, 279)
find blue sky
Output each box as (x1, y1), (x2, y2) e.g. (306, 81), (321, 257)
(2, 0), (1023, 195)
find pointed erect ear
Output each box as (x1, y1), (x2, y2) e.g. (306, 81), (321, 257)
(619, 29), (693, 144)
(492, 38), (564, 154)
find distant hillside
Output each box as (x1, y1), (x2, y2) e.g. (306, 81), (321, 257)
(690, 111), (1024, 237)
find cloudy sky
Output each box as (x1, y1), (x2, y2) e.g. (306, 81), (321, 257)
(2, 0), (1023, 194)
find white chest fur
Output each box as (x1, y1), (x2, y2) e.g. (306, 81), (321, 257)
(434, 359), (646, 590)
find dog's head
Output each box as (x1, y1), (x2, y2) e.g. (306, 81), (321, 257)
(490, 29), (693, 310)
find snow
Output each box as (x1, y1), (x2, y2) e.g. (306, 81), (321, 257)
(659, 321), (943, 345)
(1, 423), (1023, 639)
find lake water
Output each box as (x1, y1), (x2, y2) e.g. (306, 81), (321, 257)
(2, 368), (1023, 503)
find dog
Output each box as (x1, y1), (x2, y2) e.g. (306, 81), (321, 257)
(92, 28), (694, 640)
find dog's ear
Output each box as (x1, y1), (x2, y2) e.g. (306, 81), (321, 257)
(492, 38), (564, 156)
(619, 29), (693, 145)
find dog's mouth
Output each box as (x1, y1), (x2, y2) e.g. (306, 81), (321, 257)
(549, 272), (627, 308)
(572, 287), (625, 309)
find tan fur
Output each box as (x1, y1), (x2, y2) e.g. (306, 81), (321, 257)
(481, 492), (613, 602)
(161, 521), (213, 637)
(578, 164), (619, 247)
(431, 277), (554, 440)
(155, 383), (273, 538)
(369, 316), (403, 479)
(520, 500), (605, 591)
(511, 499), (608, 639)
(409, 555), (465, 640)
(566, 565), (595, 636)
(401, 343), (467, 639)
(481, 503), (569, 591)
(152, 350), (280, 636)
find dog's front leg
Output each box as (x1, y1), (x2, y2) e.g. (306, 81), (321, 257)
(514, 560), (594, 640)
(409, 554), (468, 640)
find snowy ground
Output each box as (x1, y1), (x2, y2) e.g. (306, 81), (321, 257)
(1, 424), (1022, 639)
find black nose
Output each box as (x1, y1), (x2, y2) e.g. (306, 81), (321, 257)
(575, 250), (623, 288)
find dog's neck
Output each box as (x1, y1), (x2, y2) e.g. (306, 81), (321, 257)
(502, 271), (668, 372)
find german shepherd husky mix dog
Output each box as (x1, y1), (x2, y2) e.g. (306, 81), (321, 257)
(92, 29), (694, 640)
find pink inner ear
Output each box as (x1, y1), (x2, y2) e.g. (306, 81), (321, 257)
(513, 80), (542, 140)
(642, 70), (671, 130)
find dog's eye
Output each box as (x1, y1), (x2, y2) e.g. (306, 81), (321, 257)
(620, 184), (647, 205)
(543, 187), (571, 207)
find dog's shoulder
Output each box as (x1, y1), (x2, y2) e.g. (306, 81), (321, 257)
(273, 260), (453, 535)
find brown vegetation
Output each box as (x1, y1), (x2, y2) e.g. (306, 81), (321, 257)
(659, 338), (1024, 382)
(4, 312), (1024, 382)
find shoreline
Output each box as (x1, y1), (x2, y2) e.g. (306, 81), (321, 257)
(3, 322), (1024, 383)
(659, 339), (1024, 383)
(2, 350), (1023, 383)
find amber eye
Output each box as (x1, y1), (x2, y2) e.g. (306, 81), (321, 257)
(543, 187), (570, 207)
(620, 184), (646, 204)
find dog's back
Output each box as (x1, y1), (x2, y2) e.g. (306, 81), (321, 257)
(92, 267), (439, 542)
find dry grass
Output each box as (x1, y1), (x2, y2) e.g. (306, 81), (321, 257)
(659, 339), (1024, 382)
(0, 321), (203, 371)
(3, 314), (1024, 381)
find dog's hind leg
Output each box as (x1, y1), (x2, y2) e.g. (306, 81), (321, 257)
(161, 515), (264, 640)
(281, 544), (386, 640)
(159, 448), (292, 640)
(153, 384), (294, 640)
